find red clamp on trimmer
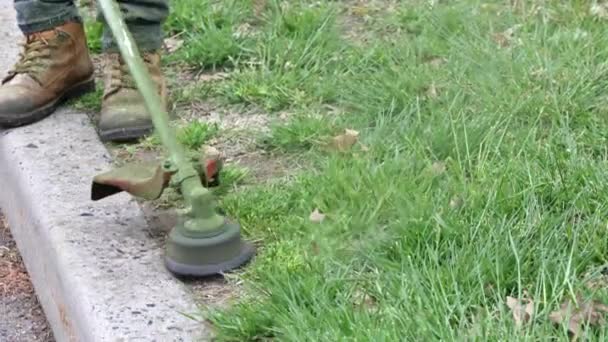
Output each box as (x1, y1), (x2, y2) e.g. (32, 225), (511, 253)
(91, 0), (254, 277)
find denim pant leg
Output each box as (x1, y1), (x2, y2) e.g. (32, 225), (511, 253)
(14, 0), (81, 34)
(97, 0), (169, 52)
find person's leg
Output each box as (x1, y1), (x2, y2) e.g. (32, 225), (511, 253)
(14, 0), (81, 34)
(97, 0), (169, 52)
(0, 1), (94, 128)
(97, 0), (169, 142)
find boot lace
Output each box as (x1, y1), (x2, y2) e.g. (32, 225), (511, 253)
(107, 54), (154, 94)
(7, 33), (57, 82)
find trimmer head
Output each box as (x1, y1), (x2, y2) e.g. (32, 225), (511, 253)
(164, 220), (255, 276)
(91, 150), (255, 277)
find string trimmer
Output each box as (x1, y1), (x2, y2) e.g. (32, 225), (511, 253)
(91, 0), (255, 276)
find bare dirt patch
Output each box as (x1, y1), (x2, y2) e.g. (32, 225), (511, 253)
(177, 97), (302, 182)
(0, 214), (54, 342)
(338, 0), (401, 44)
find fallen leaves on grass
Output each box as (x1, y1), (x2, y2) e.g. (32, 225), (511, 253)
(352, 289), (377, 310)
(309, 209), (326, 223)
(584, 270), (608, 290)
(426, 82), (440, 99)
(506, 296), (534, 327)
(330, 129), (359, 152)
(164, 36), (184, 53)
(351, 6), (372, 17)
(430, 161), (446, 175)
(591, 3), (608, 19)
(425, 56), (447, 68)
(198, 72), (229, 83)
(549, 295), (608, 339)
(234, 23), (255, 38)
(449, 196), (464, 209)
(252, 0), (267, 18)
(493, 25), (520, 48)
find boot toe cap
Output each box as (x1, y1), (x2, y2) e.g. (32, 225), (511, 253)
(99, 104), (153, 129)
(0, 89), (45, 127)
(99, 106), (154, 141)
(0, 88), (39, 115)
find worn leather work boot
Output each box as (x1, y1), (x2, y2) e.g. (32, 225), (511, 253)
(0, 22), (95, 128)
(99, 51), (167, 142)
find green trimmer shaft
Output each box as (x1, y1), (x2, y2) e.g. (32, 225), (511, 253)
(92, 0), (254, 276)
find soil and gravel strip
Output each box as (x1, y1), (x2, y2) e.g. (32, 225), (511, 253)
(0, 214), (54, 342)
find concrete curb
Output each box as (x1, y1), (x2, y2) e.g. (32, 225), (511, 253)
(0, 4), (205, 342)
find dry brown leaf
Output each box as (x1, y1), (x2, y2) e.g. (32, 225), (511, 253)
(426, 56), (446, 68)
(585, 274), (608, 290)
(330, 129), (359, 152)
(234, 23), (254, 38)
(352, 289), (377, 309)
(549, 296), (608, 339)
(591, 3), (608, 19)
(530, 67), (546, 80)
(351, 6), (371, 17)
(164, 37), (184, 53)
(309, 209), (326, 223)
(198, 72), (229, 83)
(493, 26), (519, 48)
(253, 0), (267, 17)
(431, 161), (446, 175)
(449, 196), (464, 209)
(493, 33), (510, 48)
(426, 83), (439, 99)
(506, 296), (534, 327)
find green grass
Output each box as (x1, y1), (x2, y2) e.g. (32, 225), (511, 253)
(163, 0), (254, 68)
(140, 121), (219, 150)
(260, 111), (336, 152)
(68, 84), (103, 112)
(113, 0), (608, 339)
(164, 0), (349, 112)
(178, 121), (220, 149)
(84, 20), (103, 53)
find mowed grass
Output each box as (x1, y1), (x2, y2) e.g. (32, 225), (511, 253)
(100, 0), (608, 339)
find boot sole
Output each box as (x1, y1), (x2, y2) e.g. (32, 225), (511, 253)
(98, 98), (172, 143)
(98, 125), (154, 143)
(0, 76), (96, 128)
